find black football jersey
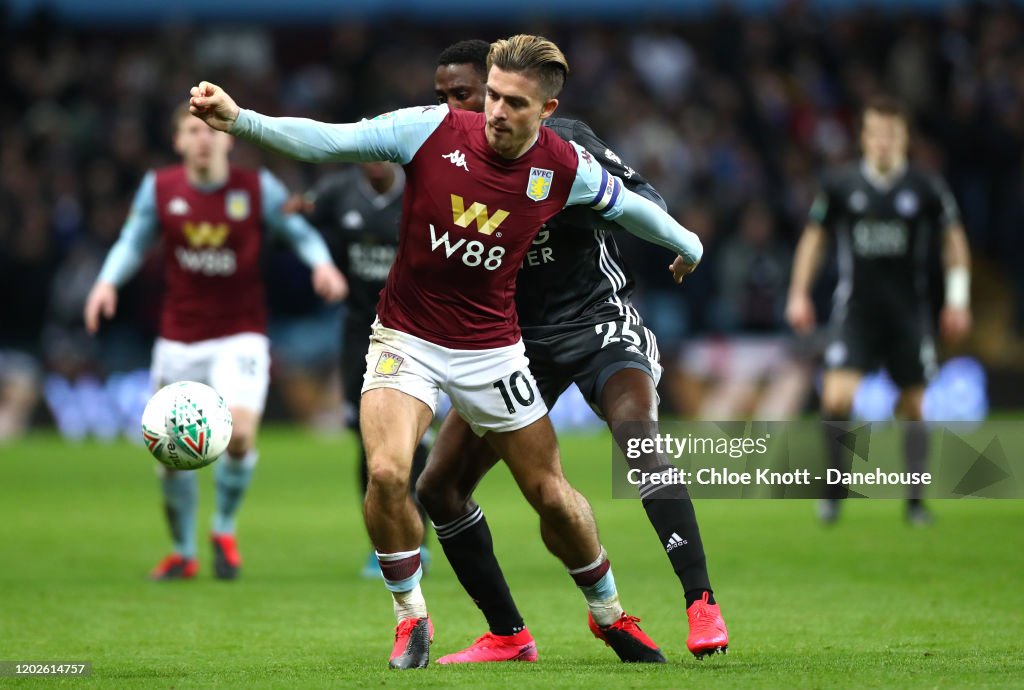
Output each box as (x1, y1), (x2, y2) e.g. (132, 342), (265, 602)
(308, 167), (404, 319)
(810, 161), (960, 315)
(515, 117), (667, 329)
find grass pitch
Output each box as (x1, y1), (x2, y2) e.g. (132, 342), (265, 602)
(1, 428), (1022, 688)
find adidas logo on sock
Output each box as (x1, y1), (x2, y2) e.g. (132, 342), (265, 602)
(665, 532), (687, 552)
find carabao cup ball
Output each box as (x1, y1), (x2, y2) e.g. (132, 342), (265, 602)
(141, 381), (233, 470)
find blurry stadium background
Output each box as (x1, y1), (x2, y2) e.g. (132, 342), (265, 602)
(2, 0), (1023, 436)
(1, 1), (1022, 687)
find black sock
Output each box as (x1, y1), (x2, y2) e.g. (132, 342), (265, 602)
(822, 414), (852, 501)
(639, 469), (714, 607)
(434, 507), (524, 636)
(903, 422), (928, 502)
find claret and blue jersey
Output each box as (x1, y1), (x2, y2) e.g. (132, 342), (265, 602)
(232, 104), (700, 350)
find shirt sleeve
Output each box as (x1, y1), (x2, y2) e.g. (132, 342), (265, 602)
(231, 106), (448, 165)
(568, 120), (666, 210)
(97, 171), (160, 286)
(259, 169), (334, 268)
(807, 175), (836, 229)
(613, 187), (703, 265)
(565, 142), (701, 263)
(565, 140), (626, 216)
(928, 173), (962, 229)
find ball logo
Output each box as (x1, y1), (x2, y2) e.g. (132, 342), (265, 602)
(375, 352), (404, 376)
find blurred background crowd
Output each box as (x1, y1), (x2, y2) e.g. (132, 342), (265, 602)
(0, 0), (1021, 438)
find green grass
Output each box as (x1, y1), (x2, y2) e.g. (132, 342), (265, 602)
(1, 428), (1023, 688)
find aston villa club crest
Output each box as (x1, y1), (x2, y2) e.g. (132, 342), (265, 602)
(226, 190), (250, 221)
(526, 167), (554, 202)
(375, 352), (404, 376)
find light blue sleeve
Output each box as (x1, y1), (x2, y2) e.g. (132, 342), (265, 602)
(565, 142), (702, 264)
(97, 171), (160, 286)
(259, 169), (333, 268)
(230, 106), (448, 165)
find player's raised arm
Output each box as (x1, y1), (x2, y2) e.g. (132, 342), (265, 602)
(259, 169), (348, 303)
(84, 171), (160, 333)
(565, 142), (702, 283)
(189, 81), (447, 165)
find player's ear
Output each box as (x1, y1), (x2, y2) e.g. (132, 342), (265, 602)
(540, 97), (559, 121)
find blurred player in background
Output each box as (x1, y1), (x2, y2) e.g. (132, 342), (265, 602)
(84, 105), (347, 580)
(300, 162), (432, 578)
(189, 34), (703, 668)
(419, 39), (728, 663)
(786, 96), (971, 525)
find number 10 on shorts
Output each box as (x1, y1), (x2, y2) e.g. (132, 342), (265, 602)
(492, 371), (537, 414)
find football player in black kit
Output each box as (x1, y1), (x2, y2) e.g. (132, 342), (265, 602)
(303, 162), (432, 576)
(786, 96), (972, 525)
(417, 39), (728, 664)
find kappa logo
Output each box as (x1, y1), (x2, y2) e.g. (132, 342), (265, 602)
(167, 197), (191, 215)
(665, 532), (688, 552)
(442, 149), (470, 172)
(182, 221), (230, 248)
(375, 351), (404, 376)
(450, 194), (509, 235)
(527, 167), (553, 202)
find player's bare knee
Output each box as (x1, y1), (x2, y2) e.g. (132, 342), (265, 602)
(606, 397), (656, 427)
(366, 457), (409, 496)
(896, 393), (924, 420)
(414, 469), (452, 516)
(821, 392), (854, 419)
(226, 432), (252, 458)
(529, 477), (576, 522)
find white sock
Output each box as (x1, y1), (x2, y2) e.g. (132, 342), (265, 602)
(587, 590), (624, 627)
(392, 584), (427, 621)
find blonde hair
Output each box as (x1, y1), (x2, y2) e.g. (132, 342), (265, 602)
(487, 34), (569, 100)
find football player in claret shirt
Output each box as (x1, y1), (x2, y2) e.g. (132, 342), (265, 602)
(301, 161), (434, 578)
(421, 39), (728, 663)
(190, 34), (702, 669)
(786, 96), (972, 525)
(84, 105), (347, 581)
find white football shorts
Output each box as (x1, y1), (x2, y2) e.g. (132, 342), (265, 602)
(151, 332), (270, 414)
(362, 319), (548, 436)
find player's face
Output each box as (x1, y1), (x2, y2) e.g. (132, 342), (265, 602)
(174, 115), (233, 170)
(484, 66), (558, 159)
(435, 63), (486, 113)
(861, 111), (908, 174)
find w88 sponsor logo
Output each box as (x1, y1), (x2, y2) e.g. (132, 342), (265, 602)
(428, 224), (505, 270)
(174, 247), (237, 276)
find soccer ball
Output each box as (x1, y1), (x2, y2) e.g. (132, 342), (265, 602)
(141, 381), (233, 470)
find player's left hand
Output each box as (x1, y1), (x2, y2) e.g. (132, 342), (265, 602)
(312, 263), (348, 303)
(669, 255), (699, 283)
(940, 306), (971, 343)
